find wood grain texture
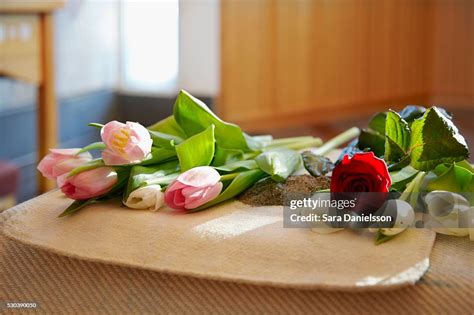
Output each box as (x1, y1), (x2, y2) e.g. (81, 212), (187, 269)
(220, 0), (472, 132)
(430, 0), (474, 107)
(37, 13), (57, 192)
(0, 0), (64, 13)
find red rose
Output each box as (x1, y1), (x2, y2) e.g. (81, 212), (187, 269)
(331, 152), (391, 215)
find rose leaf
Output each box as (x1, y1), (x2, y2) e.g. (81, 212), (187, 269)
(409, 107), (469, 171)
(301, 151), (334, 176)
(384, 111), (411, 164)
(358, 129), (385, 157)
(368, 112), (387, 135)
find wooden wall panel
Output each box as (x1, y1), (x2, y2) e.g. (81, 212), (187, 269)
(219, 0), (272, 121)
(274, 0), (314, 114)
(430, 0), (474, 106)
(220, 0), (472, 132)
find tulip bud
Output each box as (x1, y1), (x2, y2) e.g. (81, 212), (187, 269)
(38, 148), (92, 179)
(164, 166), (223, 210)
(101, 121), (153, 165)
(125, 185), (164, 211)
(58, 167), (117, 200)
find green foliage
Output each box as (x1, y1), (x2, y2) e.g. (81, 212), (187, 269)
(149, 130), (183, 149)
(77, 142), (106, 154)
(176, 125), (215, 171)
(255, 149), (302, 182)
(301, 151), (334, 176)
(384, 111), (410, 164)
(356, 106), (469, 172)
(191, 169), (267, 212)
(68, 159), (105, 177)
(212, 147), (244, 166)
(148, 116), (187, 139)
(409, 107), (469, 171)
(173, 90), (250, 151)
(124, 160), (180, 201)
(426, 163), (473, 193)
(214, 160), (258, 173)
(374, 230), (396, 245)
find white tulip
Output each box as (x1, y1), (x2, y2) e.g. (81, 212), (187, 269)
(380, 199), (415, 236)
(425, 191), (470, 237)
(125, 185), (164, 211)
(302, 193), (344, 234)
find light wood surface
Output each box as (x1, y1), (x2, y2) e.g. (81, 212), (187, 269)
(220, 0), (473, 132)
(0, 1), (64, 13)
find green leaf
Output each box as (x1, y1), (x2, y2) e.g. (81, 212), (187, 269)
(409, 107), (469, 171)
(140, 148), (177, 166)
(245, 134), (273, 151)
(176, 125), (215, 171)
(148, 116), (187, 139)
(301, 151), (334, 176)
(456, 160), (474, 173)
(173, 90), (250, 151)
(77, 141), (106, 154)
(387, 154), (411, 172)
(149, 130), (183, 149)
(124, 161), (180, 201)
(374, 229), (396, 245)
(68, 159), (105, 177)
(389, 166), (419, 192)
(399, 105), (451, 124)
(384, 111), (410, 163)
(357, 129), (385, 157)
(59, 199), (98, 217)
(214, 160), (258, 172)
(368, 112), (387, 135)
(211, 146), (244, 166)
(88, 122), (104, 129)
(191, 169), (267, 212)
(426, 163), (473, 193)
(255, 148), (301, 182)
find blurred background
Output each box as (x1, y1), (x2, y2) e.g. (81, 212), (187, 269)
(0, 0), (472, 206)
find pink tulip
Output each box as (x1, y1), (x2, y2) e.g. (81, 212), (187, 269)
(37, 148), (92, 179)
(101, 121), (153, 165)
(57, 167), (117, 200)
(165, 166), (223, 210)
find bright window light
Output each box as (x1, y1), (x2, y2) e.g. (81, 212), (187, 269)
(120, 0), (179, 94)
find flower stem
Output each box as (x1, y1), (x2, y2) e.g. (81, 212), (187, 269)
(399, 171), (426, 205)
(313, 127), (360, 156)
(220, 173), (239, 182)
(265, 137), (323, 151)
(144, 173), (179, 186)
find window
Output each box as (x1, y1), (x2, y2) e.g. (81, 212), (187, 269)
(119, 0), (179, 95)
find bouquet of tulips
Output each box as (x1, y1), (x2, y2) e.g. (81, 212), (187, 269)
(38, 90), (358, 217)
(37, 90), (473, 245)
